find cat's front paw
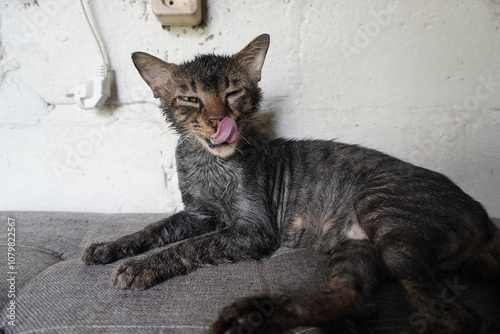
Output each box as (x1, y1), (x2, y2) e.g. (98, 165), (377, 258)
(82, 242), (119, 265)
(112, 258), (162, 290)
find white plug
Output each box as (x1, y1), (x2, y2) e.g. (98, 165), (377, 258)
(72, 65), (111, 109)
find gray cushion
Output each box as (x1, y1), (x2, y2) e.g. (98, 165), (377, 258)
(1, 212), (499, 334)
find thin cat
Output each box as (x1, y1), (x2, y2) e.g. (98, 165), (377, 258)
(82, 34), (500, 334)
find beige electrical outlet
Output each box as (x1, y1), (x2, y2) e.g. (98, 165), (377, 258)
(152, 0), (203, 26)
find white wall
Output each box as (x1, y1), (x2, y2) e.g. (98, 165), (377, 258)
(1, 0), (499, 217)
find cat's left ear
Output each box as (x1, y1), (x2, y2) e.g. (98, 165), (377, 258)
(132, 52), (175, 99)
(235, 34), (270, 83)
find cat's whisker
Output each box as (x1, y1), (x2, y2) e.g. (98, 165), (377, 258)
(239, 134), (252, 146)
(177, 133), (197, 147)
(256, 117), (273, 131)
(126, 128), (174, 160)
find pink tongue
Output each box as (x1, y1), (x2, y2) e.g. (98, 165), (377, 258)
(210, 117), (239, 144)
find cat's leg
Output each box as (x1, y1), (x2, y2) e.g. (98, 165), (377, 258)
(111, 223), (279, 290)
(210, 239), (386, 334)
(82, 211), (219, 265)
(351, 171), (492, 333)
(461, 229), (500, 285)
(376, 232), (482, 334)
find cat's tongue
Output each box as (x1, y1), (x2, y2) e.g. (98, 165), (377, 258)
(210, 117), (239, 144)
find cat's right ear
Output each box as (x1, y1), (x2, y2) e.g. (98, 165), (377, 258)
(132, 52), (174, 99)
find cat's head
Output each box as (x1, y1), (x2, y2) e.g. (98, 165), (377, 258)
(132, 34), (270, 158)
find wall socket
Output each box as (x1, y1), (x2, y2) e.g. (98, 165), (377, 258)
(152, 0), (203, 26)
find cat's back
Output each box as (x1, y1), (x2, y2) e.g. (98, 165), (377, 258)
(264, 137), (476, 207)
(262, 137), (493, 253)
(265, 137), (409, 178)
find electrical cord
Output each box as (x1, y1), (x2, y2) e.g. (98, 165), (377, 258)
(72, 0), (112, 109)
(78, 0), (110, 69)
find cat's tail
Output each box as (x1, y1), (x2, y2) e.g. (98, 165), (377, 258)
(210, 239), (385, 333)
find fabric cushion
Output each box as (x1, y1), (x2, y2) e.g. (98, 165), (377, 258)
(1, 212), (499, 333)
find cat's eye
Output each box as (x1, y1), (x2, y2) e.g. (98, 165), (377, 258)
(179, 96), (199, 103)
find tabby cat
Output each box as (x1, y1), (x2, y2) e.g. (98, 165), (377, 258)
(83, 34), (500, 334)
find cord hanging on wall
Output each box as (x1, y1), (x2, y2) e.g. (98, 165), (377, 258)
(69, 0), (112, 109)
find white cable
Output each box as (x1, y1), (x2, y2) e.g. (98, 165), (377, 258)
(73, 0), (112, 109)
(78, 0), (110, 68)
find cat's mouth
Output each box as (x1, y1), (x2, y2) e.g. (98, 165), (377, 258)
(206, 137), (230, 149)
(198, 117), (239, 157)
(200, 136), (238, 158)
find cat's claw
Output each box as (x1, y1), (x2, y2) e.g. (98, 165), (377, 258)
(112, 259), (159, 290)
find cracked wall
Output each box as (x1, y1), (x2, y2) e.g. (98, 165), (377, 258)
(1, 0), (499, 216)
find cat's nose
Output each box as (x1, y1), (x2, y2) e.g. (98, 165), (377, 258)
(206, 116), (224, 129)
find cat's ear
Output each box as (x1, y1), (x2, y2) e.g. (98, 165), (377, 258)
(132, 52), (174, 99)
(235, 34), (270, 83)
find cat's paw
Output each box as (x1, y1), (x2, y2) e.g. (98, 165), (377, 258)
(210, 295), (284, 334)
(82, 242), (118, 265)
(112, 259), (161, 290)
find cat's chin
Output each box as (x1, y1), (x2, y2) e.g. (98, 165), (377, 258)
(199, 137), (238, 158)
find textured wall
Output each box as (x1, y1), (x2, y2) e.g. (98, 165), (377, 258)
(1, 0), (499, 216)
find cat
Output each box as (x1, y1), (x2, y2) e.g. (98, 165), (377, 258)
(82, 34), (500, 334)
